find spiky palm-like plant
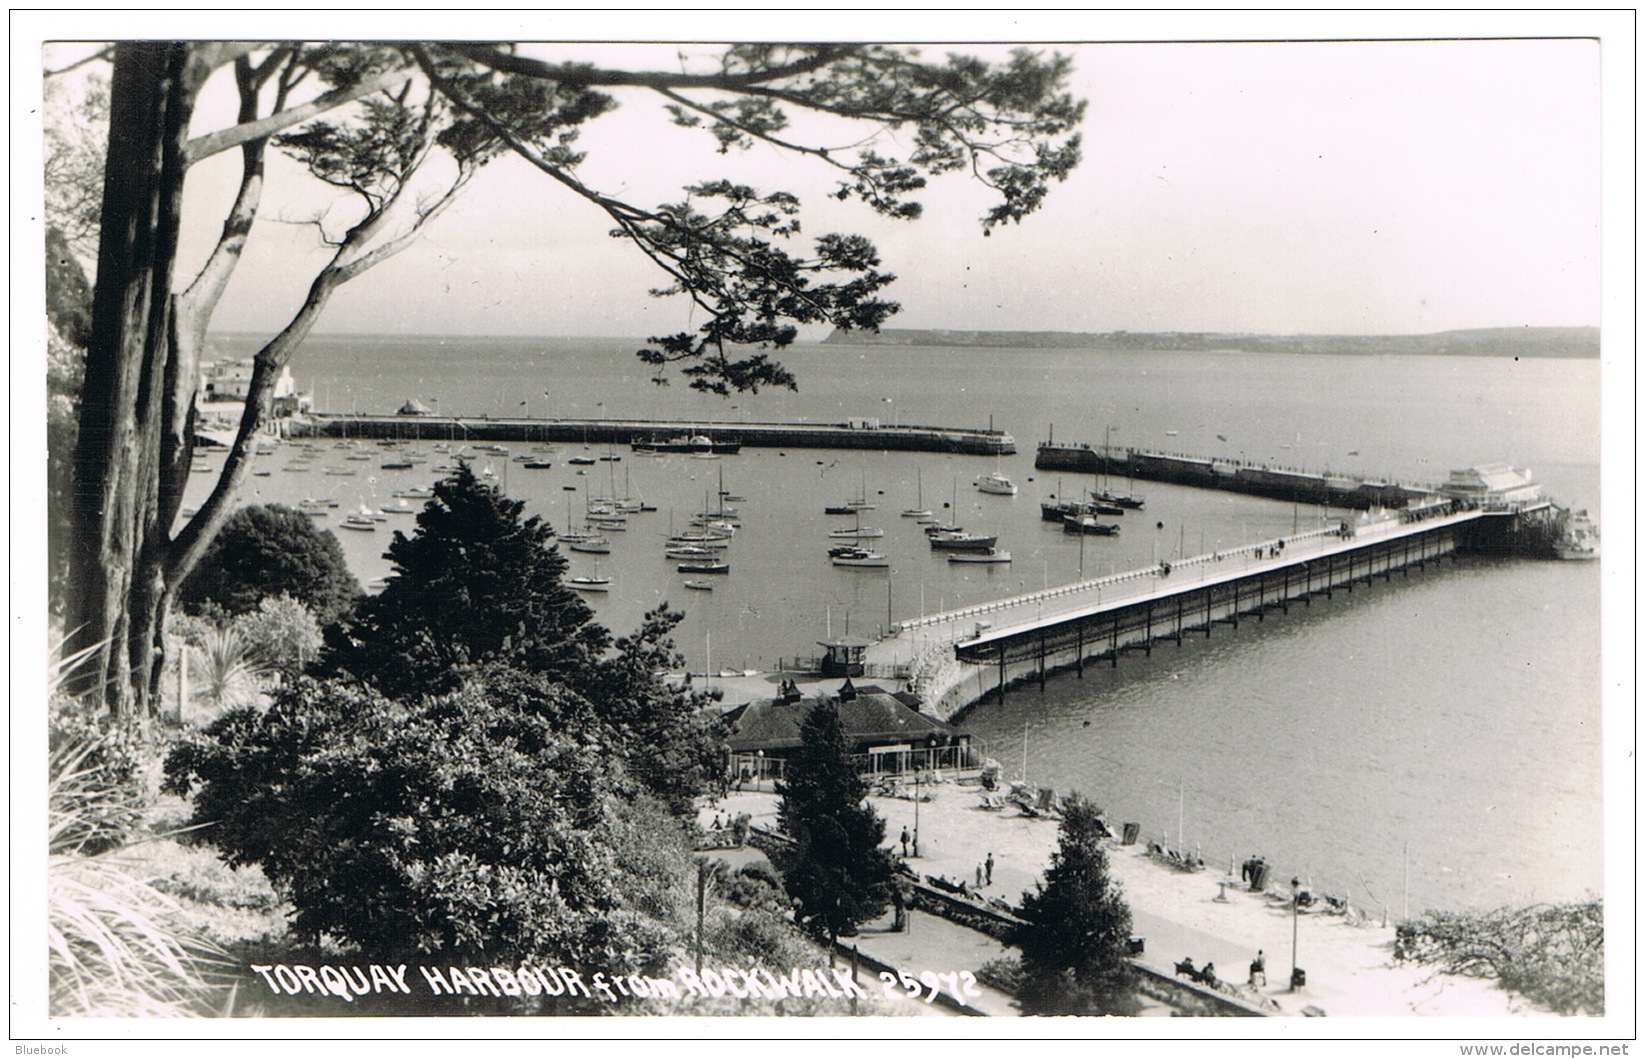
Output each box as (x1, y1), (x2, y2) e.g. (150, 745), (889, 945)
(186, 625), (269, 719)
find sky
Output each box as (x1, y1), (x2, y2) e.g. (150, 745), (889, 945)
(27, 14), (1612, 342)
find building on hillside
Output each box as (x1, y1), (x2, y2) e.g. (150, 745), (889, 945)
(723, 678), (977, 784)
(201, 360), (308, 416)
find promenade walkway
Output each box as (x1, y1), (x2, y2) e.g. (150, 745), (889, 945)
(700, 790), (1532, 1019)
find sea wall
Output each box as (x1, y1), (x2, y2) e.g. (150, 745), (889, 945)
(288, 413), (1015, 455)
(1035, 443), (1431, 510)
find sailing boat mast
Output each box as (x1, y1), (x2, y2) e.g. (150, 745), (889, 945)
(1178, 781), (1185, 854)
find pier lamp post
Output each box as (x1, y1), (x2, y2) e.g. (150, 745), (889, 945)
(913, 771), (921, 857)
(1290, 876), (1302, 992)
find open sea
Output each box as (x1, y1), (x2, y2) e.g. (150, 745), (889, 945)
(192, 333), (1604, 917)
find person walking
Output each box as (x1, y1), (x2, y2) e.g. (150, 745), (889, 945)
(985, 852), (994, 886)
(1249, 950), (1267, 987)
(900, 827), (911, 858)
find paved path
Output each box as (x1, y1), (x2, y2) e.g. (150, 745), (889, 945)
(839, 909), (1020, 1017)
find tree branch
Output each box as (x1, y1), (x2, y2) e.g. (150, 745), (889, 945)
(183, 66), (414, 166)
(441, 42), (855, 91)
(44, 45), (114, 78)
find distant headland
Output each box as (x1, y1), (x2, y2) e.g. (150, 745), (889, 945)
(823, 325), (1599, 358)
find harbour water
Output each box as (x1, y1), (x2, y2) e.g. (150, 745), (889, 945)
(192, 333), (1604, 916)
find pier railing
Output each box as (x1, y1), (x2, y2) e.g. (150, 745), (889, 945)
(894, 525), (1348, 637)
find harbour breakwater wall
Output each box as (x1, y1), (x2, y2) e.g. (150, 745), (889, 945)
(1035, 443), (1430, 511)
(288, 413), (1015, 455)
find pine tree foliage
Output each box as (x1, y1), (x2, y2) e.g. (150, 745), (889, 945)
(1011, 793), (1138, 1015)
(775, 700), (895, 943)
(321, 461), (610, 699)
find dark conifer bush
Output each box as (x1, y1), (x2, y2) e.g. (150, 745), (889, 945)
(1010, 793), (1138, 1015)
(321, 462), (608, 699)
(774, 700), (896, 944)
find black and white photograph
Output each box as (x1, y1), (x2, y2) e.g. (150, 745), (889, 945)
(13, 10), (1633, 1048)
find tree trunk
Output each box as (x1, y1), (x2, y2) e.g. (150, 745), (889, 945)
(66, 43), (210, 720)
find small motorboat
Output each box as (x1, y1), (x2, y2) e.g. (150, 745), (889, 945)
(948, 549), (1011, 564)
(677, 561), (729, 574)
(1062, 516), (1119, 536)
(669, 531), (731, 545)
(928, 530), (997, 551)
(975, 471), (1017, 496)
(682, 579), (714, 591)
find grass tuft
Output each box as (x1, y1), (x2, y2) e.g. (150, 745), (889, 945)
(47, 640), (238, 1017)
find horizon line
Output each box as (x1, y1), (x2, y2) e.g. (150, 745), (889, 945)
(207, 322), (1601, 343)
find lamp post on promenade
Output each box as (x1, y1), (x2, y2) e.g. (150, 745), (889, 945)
(913, 770), (921, 857)
(1290, 876), (1302, 992)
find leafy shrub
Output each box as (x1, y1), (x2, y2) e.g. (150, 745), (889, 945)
(1395, 901), (1604, 1015)
(162, 674), (689, 979)
(720, 862), (789, 914)
(975, 956), (1025, 996)
(236, 594), (323, 677)
(48, 696), (146, 856)
(178, 503), (360, 626)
